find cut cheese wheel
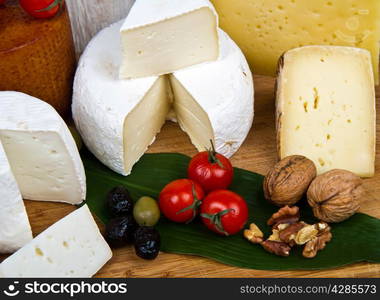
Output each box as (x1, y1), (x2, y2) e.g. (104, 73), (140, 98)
(0, 2), (76, 118)
(73, 21), (254, 176)
(276, 46), (376, 177)
(211, 0), (380, 84)
(0, 141), (32, 254)
(0, 205), (112, 278)
(119, 0), (219, 79)
(0, 92), (86, 204)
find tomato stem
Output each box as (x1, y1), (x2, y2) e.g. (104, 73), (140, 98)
(35, 0), (64, 12)
(201, 208), (233, 236)
(207, 139), (224, 169)
(176, 184), (201, 223)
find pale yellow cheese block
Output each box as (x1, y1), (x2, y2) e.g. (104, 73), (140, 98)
(276, 46), (376, 177)
(211, 0), (380, 84)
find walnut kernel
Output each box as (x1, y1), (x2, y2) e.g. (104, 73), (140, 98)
(244, 223), (264, 244)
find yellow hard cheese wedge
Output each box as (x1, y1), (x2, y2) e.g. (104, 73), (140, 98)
(211, 0), (380, 84)
(276, 46), (376, 177)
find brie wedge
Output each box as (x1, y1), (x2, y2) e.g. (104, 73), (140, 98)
(73, 21), (253, 176)
(0, 141), (32, 254)
(0, 205), (112, 278)
(0, 92), (86, 204)
(119, 0), (219, 79)
(276, 46), (376, 177)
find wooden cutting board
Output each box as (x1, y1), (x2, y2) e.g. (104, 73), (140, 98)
(2, 75), (379, 278)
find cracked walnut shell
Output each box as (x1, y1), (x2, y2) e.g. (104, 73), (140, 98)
(307, 169), (363, 223)
(263, 155), (317, 206)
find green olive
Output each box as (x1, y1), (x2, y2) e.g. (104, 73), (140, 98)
(133, 196), (160, 226)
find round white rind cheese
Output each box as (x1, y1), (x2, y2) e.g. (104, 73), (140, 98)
(72, 21), (160, 175)
(73, 21), (254, 175)
(171, 30), (254, 157)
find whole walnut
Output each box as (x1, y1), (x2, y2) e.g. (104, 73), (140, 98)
(263, 155), (317, 206)
(307, 169), (363, 223)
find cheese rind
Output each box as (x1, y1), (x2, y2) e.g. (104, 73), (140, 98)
(0, 142), (32, 254)
(276, 46), (376, 177)
(0, 92), (86, 204)
(119, 0), (219, 79)
(171, 30), (254, 157)
(0, 205), (112, 278)
(211, 0), (380, 84)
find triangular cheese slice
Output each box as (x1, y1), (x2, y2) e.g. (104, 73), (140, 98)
(0, 205), (111, 278)
(119, 0), (219, 79)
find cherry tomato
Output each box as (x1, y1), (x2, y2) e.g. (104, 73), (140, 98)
(159, 179), (204, 223)
(200, 190), (248, 236)
(188, 142), (233, 193)
(20, 0), (64, 19)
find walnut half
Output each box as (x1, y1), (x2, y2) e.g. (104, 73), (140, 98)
(244, 223), (264, 244)
(261, 240), (291, 257)
(302, 222), (332, 258)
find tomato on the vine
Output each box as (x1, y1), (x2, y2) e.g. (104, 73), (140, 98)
(159, 179), (204, 223)
(20, 0), (64, 19)
(200, 190), (248, 236)
(188, 141), (233, 193)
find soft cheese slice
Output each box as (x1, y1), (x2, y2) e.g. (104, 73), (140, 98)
(0, 92), (86, 204)
(73, 21), (171, 175)
(0, 205), (112, 278)
(119, 0), (219, 79)
(276, 46), (376, 177)
(170, 30), (254, 157)
(0, 141), (32, 254)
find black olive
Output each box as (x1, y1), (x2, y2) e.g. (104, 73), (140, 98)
(105, 215), (137, 247)
(134, 226), (161, 260)
(106, 186), (133, 216)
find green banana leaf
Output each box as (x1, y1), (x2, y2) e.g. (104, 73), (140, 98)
(83, 150), (380, 270)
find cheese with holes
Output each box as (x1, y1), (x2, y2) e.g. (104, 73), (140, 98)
(211, 0), (380, 84)
(276, 46), (376, 177)
(73, 21), (254, 176)
(0, 141), (32, 254)
(119, 0), (219, 79)
(0, 205), (112, 278)
(0, 92), (86, 204)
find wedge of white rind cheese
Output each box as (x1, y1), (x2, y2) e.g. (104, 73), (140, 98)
(119, 0), (219, 79)
(0, 91), (86, 204)
(0, 142), (32, 254)
(0, 205), (112, 278)
(276, 46), (376, 177)
(73, 21), (172, 176)
(170, 30), (254, 157)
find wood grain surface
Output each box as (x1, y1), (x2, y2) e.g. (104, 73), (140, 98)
(2, 75), (379, 278)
